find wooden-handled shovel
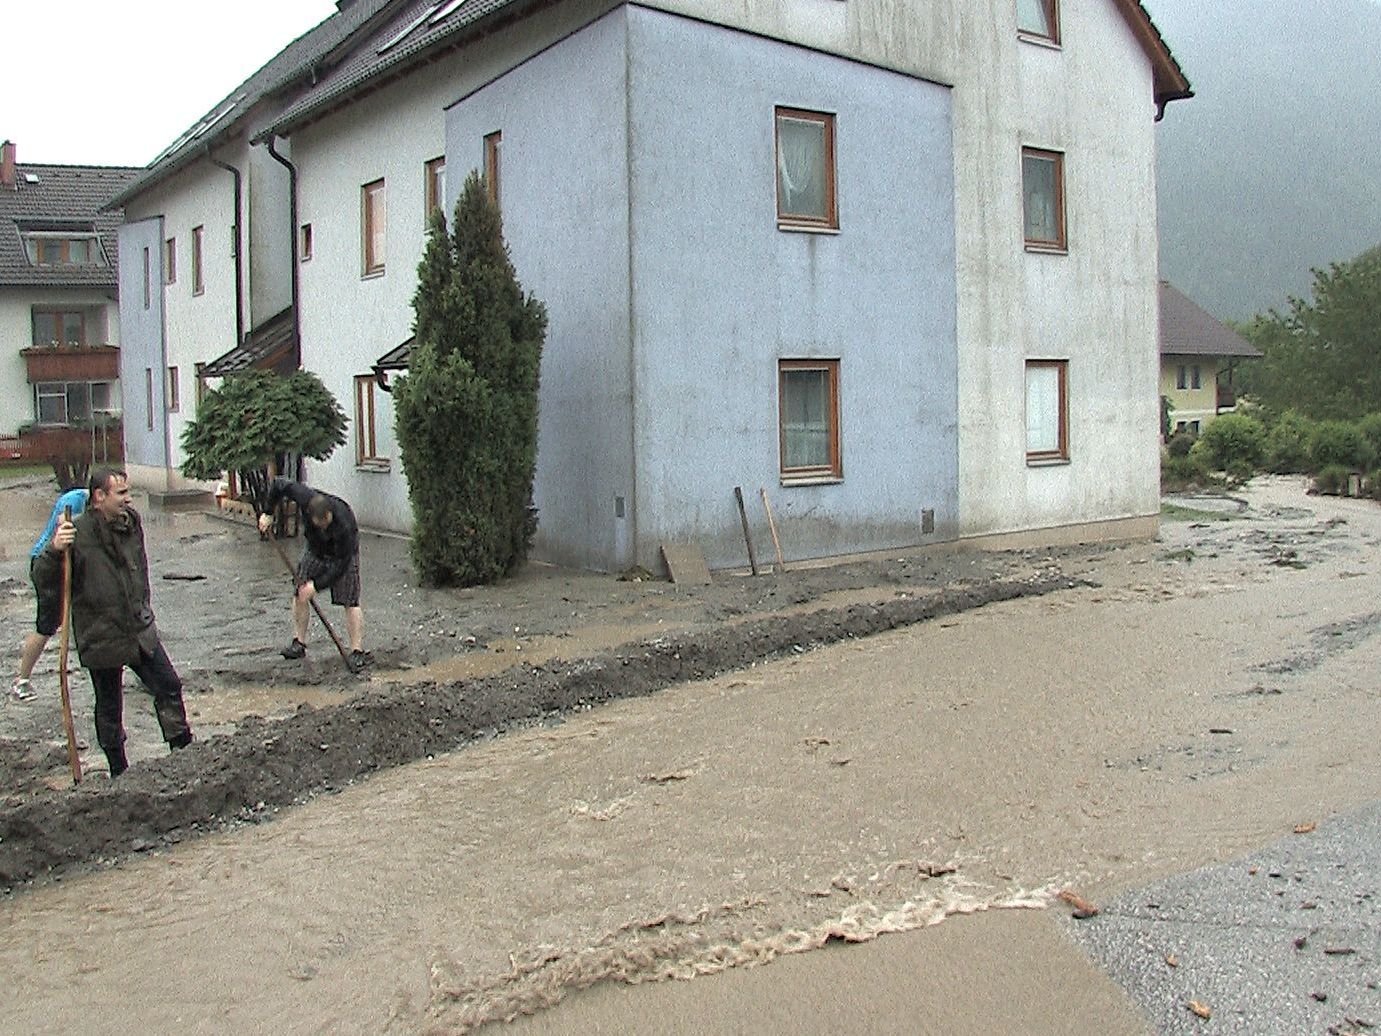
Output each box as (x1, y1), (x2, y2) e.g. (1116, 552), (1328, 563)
(58, 505), (82, 784)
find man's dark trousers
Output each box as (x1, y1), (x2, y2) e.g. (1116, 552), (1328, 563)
(87, 642), (192, 776)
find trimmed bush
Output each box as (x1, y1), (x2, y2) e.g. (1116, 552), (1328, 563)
(1308, 420), (1375, 472)
(1196, 412), (1266, 471)
(1265, 409), (1315, 473)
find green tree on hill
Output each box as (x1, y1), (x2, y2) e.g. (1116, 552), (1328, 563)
(1238, 245), (1381, 420)
(394, 170), (547, 587)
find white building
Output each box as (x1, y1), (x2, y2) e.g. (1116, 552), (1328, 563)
(114, 0), (1191, 571)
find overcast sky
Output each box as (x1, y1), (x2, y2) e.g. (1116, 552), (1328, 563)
(3, 1), (338, 168)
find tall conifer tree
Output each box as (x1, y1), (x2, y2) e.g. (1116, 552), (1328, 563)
(394, 171), (546, 586)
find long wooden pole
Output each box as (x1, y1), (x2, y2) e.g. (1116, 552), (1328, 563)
(57, 505), (82, 785)
(266, 534), (352, 667)
(734, 486), (760, 576)
(760, 487), (787, 573)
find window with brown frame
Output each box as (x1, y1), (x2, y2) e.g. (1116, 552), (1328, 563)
(778, 358), (842, 481)
(299, 223), (313, 262)
(1017, 0), (1059, 43)
(143, 247), (151, 310)
(32, 309), (86, 346)
(425, 156), (446, 218)
(354, 374), (388, 467)
(145, 368), (155, 431)
(23, 234), (102, 267)
(194, 362), (208, 410)
(362, 179), (386, 276)
(1022, 147), (1066, 251)
(192, 225), (205, 295)
(164, 237), (177, 284)
(1025, 359), (1069, 462)
(775, 107), (837, 230)
(167, 366), (180, 413)
(483, 133), (501, 209)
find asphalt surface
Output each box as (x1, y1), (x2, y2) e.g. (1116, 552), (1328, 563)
(1068, 801), (1381, 1034)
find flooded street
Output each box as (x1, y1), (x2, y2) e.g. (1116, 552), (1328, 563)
(1, 475), (1378, 1033)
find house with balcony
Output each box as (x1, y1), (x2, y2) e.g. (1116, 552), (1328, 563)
(0, 141), (137, 452)
(1159, 280), (1261, 437)
(115, 0), (1191, 572)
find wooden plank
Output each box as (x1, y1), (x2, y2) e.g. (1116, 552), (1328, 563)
(660, 542), (712, 585)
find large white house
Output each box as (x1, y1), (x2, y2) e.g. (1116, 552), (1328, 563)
(112, 0), (1191, 572)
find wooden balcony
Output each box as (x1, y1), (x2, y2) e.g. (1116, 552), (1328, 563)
(21, 345), (119, 383)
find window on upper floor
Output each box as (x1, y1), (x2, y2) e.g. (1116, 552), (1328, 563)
(1017, 0), (1059, 44)
(1022, 147), (1066, 251)
(779, 358), (842, 482)
(22, 231), (104, 267)
(483, 133), (501, 211)
(362, 178), (386, 276)
(192, 225), (205, 295)
(1026, 359), (1069, 463)
(776, 107), (837, 231)
(32, 309), (86, 347)
(164, 237), (177, 284)
(426, 156), (446, 219)
(194, 362), (208, 411)
(167, 366), (180, 413)
(300, 223), (314, 262)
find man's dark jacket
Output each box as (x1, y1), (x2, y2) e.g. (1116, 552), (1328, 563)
(32, 507), (160, 669)
(265, 477), (359, 591)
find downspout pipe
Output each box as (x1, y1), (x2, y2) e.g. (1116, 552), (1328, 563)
(265, 136), (301, 367)
(205, 149), (244, 347)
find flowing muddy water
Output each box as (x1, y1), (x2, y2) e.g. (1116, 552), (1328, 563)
(0, 478), (1378, 1034)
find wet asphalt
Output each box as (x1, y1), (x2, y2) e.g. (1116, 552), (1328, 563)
(1068, 801), (1381, 1034)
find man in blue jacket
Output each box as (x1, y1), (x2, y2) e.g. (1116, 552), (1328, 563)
(11, 485), (88, 701)
(258, 476), (369, 673)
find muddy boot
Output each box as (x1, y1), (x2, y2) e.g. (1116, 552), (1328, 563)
(106, 748), (129, 778)
(281, 638), (307, 660)
(347, 650), (371, 674)
(169, 732), (193, 751)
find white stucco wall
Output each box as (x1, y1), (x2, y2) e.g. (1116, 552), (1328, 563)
(122, 151), (245, 487)
(291, 0), (616, 535)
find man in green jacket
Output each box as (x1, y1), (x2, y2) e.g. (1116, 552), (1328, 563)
(37, 466), (193, 777)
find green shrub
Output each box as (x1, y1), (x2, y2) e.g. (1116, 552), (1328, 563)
(1197, 413), (1266, 471)
(1166, 430), (1196, 458)
(1367, 470), (1381, 501)
(1357, 413), (1381, 462)
(1308, 420), (1376, 472)
(1161, 451), (1213, 491)
(1265, 409), (1315, 473)
(1311, 464), (1352, 495)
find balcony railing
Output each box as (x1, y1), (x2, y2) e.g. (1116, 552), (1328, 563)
(21, 344), (120, 382)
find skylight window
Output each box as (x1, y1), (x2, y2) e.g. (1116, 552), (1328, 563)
(377, 2), (443, 54)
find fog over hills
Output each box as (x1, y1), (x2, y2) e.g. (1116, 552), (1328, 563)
(1148, 0), (1381, 320)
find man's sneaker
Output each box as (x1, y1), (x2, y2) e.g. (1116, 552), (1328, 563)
(9, 678), (35, 701)
(281, 638), (307, 660)
(347, 650), (371, 674)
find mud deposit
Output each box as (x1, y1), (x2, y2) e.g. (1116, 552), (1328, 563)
(0, 571), (1079, 886)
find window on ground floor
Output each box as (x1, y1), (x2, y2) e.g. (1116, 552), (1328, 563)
(778, 358), (841, 481)
(34, 381), (119, 426)
(1025, 359), (1069, 462)
(354, 374), (389, 469)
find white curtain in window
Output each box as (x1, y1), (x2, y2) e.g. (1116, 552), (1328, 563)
(777, 116), (826, 219)
(1023, 154), (1057, 242)
(1017, 0), (1052, 35)
(783, 369), (830, 468)
(1026, 364), (1060, 453)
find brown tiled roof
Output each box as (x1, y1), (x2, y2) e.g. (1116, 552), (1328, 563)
(202, 307), (298, 375)
(1160, 281), (1261, 359)
(0, 163), (140, 287)
(1115, 1), (1193, 114)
